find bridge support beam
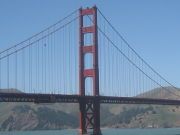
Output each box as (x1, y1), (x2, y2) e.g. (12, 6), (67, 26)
(79, 98), (101, 135)
(79, 6), (101, 135)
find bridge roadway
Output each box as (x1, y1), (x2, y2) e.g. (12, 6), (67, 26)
(0, 93), (180, 105)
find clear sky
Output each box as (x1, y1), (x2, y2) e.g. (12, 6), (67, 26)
(0, 0), (180, 88)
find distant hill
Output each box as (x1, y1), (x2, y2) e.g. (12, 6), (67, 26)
(137, 86), (180, 99)
(0, 88), (23, 93)
(102, 86), (180, 128)
(0, 87), (180, 130)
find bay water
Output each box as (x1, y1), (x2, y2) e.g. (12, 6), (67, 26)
(1, 128), (180, 135)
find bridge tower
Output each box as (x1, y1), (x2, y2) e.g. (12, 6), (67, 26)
(79, 6), (101, 135)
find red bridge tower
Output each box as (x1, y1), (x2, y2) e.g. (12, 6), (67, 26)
(79, 6), (101, 135)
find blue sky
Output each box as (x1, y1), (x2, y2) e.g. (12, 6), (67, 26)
(0, 0), (180, 89)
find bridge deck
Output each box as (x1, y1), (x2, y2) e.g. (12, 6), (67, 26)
(0, 93), (180, 105)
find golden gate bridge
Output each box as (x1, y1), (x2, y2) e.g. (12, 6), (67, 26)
(0, 6), (180, 135)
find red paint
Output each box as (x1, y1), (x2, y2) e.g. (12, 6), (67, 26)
(79, 6), (101, 135)
(82, 26), (95, 33)
(82, 45), (95, 53)
(81, 8), (95, 15)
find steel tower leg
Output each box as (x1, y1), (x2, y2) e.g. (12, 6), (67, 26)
(79, 6), (101, 135)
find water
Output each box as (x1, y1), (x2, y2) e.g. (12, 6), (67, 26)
(1, 128), (180, 135)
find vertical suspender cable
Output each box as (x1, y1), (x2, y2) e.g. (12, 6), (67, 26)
(48, 30), (50, 94)
(53, 28), (56, 93)
(15, 48), (17, 90)
(63, 27), (65, 94)
(35, 39), (38, 93)
(23, 48), (25, 92)
(37, 40), (40, 93)
(29, 40), (31, 93)
(30, 41), (32, 93)
(7, 51), (9, 91)
(68, 23), (71, 94)
(50, 32), (53, 93)
(42, 34), (44, 93)
(44, 33), (47, 93)
(0, 54), (1, 89)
